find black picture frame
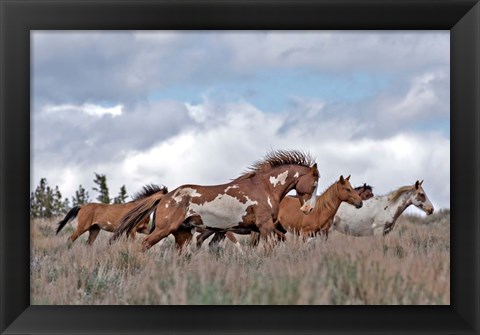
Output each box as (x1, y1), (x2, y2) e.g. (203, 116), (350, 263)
(1, 0), (479, 334)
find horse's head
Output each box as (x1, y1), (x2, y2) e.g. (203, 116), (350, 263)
(356, 183), (374, 200)
(295, 163), (320, 214)
(410, 180), (434, 215)
(337, 175), (363, 208)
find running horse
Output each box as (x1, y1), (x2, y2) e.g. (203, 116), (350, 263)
(250, 175), (363, 245)
(56, 184), (168, 245)
(333, 180), (434, 236)
(111, 150), (320, 250)
(197, 181), (374, 251)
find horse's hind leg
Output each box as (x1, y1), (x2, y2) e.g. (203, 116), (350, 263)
(225, 232), (244, 254)
(196, 229), (215, 249)
(143, 208), (187, 250)
(68, 224), (90, 244)
(87, 224), (101, 245)
(208, 232), (227, 253)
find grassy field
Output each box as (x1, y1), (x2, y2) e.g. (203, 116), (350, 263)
(31, 209), (450, 305)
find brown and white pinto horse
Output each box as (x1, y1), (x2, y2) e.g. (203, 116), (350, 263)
(56, 184), (168, 245)
(272, 175), (363, 240)
(111, 150), (320, 250)
(200, 181), (374, 251)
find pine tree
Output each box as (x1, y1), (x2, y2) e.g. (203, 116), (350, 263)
(30, 178), (68, 218)
(32, 178), (54, 218)
(72, 184), (90, 206)
(52, 186), (69, 216)
(30, 192), (40, 218)
(113, 185), (128, 204)
(92, 173), (110, 204)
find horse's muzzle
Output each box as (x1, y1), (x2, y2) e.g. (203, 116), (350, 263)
(300, 203), (314, 214)
(355, 202), (363, 209)
(426, 207), (434, 215)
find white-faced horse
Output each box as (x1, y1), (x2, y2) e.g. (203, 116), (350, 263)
(333, 180), (434, 236)
(111, 150), (320, 250)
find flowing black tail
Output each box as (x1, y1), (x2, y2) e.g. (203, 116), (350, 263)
(56, 206), (81, 235)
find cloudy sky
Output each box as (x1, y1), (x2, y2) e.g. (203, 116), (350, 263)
(31, 31), (450, 210)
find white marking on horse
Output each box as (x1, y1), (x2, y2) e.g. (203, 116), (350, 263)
(267, 196), (272, 208)
(294, 172), (299, 178)
(301, 181), (319, 211)
(188, 194), (258, 229)
(173, 187), (201, 203)
(165, 202), (169, 208)
(270, 171), (289, 187)
(224, 185), (240, 192)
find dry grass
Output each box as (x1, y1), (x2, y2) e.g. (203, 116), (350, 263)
(31, 209), (450, 305)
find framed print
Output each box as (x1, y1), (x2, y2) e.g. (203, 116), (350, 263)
(1, 0), (479, 334)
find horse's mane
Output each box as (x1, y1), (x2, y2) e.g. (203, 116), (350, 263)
(388, 185), (414, 203)
(131, 184), (168, 202)
(354, 184), (373, 192)
(315, 180), (340, 214)
(235, 149), (315, 180)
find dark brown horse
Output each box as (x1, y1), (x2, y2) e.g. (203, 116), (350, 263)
(56, 184), (168, 245)
(354, 183), (374, 201)
(111, 150), (320, 251)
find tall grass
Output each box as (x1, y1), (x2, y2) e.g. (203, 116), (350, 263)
(31, 210), (450, 305)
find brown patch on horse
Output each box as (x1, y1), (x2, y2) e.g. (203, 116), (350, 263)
(114, 149), (319, 251)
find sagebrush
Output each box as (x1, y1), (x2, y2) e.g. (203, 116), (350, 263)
(31, 209), (450, 305)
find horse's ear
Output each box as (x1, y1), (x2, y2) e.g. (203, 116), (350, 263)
(346, 175), (351, 181)
(340, 175), (345, 184)
(420, 180), (424, 186)
(415, 180), (420, 189)
(311, 163), (317, 169)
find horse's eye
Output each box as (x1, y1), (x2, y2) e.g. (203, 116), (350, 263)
(347, 189), (351, 192)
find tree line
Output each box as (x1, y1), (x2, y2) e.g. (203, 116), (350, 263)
(30, 173), (128, 218)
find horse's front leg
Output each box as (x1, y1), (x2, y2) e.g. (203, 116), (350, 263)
(173, 229), (194, 254)
(273, 229), (286, 242)
(250, 232), (260, 247)
(256, 216), (278, 247)
(196, 229), (215, 249)
(372, 220), (386, 236)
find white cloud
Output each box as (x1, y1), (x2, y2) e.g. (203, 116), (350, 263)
(32, 31), (449, 106)
(383, 70), (449, 120)
(218, 31), (449, 73)
(43, 103), (123, 117)
(53, 100), (448, 210)
(31, 31), (450, 212)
